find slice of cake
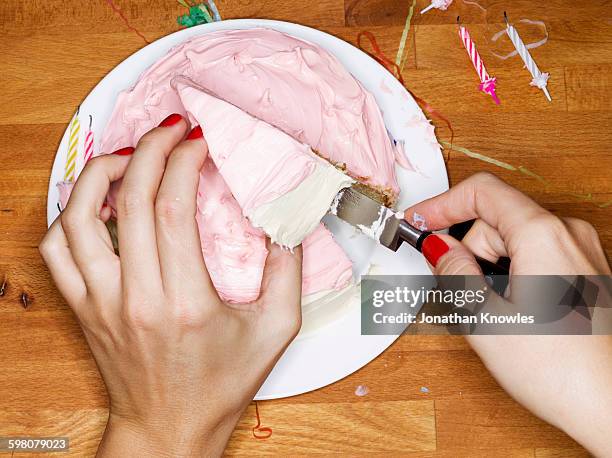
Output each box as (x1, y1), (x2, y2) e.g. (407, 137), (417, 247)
(177, 81), (354, 249)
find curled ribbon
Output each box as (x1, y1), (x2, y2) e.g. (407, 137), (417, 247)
(461, 0), (486, 11)
(357, 31), (455, 154)
(252, 401), (272, 440)
(358, 31), (404, 83)
(104, 0), (150, 44)
(491, 19), (549, 60)
(396, 0), (417, 68)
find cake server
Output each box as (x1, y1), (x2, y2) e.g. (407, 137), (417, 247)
(331, 185), (509, 277)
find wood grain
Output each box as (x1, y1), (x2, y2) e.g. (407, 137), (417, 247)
(227, 400), (436, 454)
(0, 0), (610, 456)
(435, 398), (581, 450)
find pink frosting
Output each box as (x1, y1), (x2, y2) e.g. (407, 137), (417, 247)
(196, 157), (268, 300)
(87, 28), (401, 303)
(177, 82), (320, 214)
(101, 29), (400, 193)
(56, 182), (74, 210)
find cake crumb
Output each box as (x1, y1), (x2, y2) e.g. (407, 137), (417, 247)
(420, 386), (430, 393)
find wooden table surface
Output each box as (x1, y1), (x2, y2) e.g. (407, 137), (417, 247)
(1, 0), (610, 456)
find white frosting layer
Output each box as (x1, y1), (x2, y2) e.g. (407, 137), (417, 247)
(247, 158), (354, 248)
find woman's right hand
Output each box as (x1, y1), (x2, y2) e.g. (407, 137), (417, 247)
(406, 172), (610, 277)
(404, 172), (612, 457)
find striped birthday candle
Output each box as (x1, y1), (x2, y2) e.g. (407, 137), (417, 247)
(504, 12), (551, 102)
(458, 19), (500, 105)
(83, 115), (95, 164)
(64, 109), (81, 181)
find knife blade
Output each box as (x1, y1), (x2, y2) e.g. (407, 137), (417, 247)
(331, 184), (426, 252)
(330, 184), (509, 278)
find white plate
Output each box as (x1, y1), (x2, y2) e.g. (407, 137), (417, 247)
(47, 19), (448, 399)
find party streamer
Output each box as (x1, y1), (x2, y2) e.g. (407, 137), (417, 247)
(104, 0), (150, 44)
(252, 401), (272, 439)
(441, 141), (515, 170)
(358, 31), (455, 151)
(518, 166), (548, 185)
(461, 0), (486, 12)
(572, 195), (612, 208)
(395, 0), (417, 69)
(441, 142), (611, 208)
(491, 19), (549, 60)
(359, 31), (402, 80)
(177, 1), (221, 27)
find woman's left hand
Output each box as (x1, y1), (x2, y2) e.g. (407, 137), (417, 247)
(40, 115), (303, 456)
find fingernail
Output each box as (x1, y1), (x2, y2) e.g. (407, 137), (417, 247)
(421, 234), (449, 267)
(158, 113), (183, 127)
(186, 125), (203, 140)
(112, 147), (135, 156)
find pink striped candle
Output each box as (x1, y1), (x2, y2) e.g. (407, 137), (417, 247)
(458, 22), (500, 105)
(84, 115), (95, 163)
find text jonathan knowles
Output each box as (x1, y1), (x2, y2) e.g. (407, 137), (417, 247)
(373, 312), (535, 325)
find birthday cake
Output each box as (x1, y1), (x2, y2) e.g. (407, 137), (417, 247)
(61, 28), (407, 304)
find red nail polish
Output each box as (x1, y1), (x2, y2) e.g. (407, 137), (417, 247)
(421, 234), (449, 267)
(158, 113), (183, 127)
(186, 125), (203, 140)
(112, 147), (135, 156)
(101, 202), (109, 209)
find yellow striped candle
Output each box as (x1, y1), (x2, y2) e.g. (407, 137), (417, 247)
(64, 110), (81, 182)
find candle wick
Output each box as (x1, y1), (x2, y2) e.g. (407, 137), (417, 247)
(504, 11), (509, 25)
(89, 114), (93, 130)
(456, 16), (461, 25)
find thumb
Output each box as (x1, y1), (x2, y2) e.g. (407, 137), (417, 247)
(425, 235), (506, 330)
(423, 234), (483, 276)
(257, 239), (303, 336)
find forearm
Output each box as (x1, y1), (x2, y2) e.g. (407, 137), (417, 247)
(98, 413), (240, 458)
(468, 335), (612, 457)
(546, 336), (612, 458)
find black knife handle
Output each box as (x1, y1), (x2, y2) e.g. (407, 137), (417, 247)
(396, 220), (509, 295)
(399, 224), (510, 276)
(473, 255), (510, 276)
